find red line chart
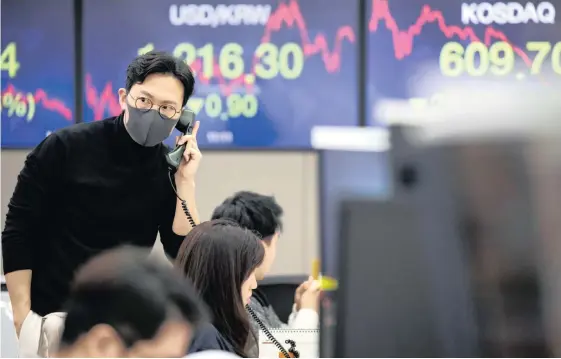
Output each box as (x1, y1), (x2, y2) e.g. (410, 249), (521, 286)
(368, 0), (531, 64)
(3, 0), (535, 122)
(2, 84), (73, 121)
(85, 0), (356, 120)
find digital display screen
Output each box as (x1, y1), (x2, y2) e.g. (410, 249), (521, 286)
(319, 150), (390, 277)
(1, 0), (75, 148)
(83, 0), (358, 149)
(366, 0), (560, 125)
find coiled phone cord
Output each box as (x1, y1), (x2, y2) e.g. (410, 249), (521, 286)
(168, 171), (197, 228)
(169, 170), (289, 357)
(247, 305), (294, 358)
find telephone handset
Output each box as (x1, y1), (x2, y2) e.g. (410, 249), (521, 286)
(166, 109), (197, 228)
(166, 109), (195, 171)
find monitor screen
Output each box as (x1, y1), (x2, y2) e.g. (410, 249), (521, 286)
(1, 0), (75, 148)
(331, 138), (560, 357)
(384, 127), (561, 357)
(318, 149), (391, 357)
(334, 199), (439, 357)
(83, 0), (359, 149)
(365, 0), (560, 125)
(319, 150), (391, 277)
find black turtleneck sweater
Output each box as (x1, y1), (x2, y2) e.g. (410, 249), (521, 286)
(2, 115), (185, 316)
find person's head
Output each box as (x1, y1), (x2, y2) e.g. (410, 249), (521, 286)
(57, 246), (208, 358)
(175, 219), (265, 357)
(211, 191), (283, 280)
(118, 51), (195, 147)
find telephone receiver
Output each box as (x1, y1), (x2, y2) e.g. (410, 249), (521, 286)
(165, 109), (195, 172)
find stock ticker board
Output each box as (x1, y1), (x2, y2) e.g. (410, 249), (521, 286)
(1, 0), (75, 148)
(4, 1), (558, 149)
(366, 0), (560, 126)
(83, 0), (359, 149)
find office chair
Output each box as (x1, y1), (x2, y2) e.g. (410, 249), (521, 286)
(258, 275), (308, 322)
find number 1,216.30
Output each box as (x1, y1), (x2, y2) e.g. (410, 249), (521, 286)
(138, 42), (305, 81)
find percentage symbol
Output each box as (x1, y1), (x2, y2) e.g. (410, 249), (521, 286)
(8, 93), (19, 116)
(2, 92), (27, 118)
(13, 93), (27, 118)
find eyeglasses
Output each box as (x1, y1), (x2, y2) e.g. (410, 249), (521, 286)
(128, 94), (180, 120)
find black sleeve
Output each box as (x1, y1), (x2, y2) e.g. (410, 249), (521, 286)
(2, 133), (66, 273)
(158, 180), (185, 260)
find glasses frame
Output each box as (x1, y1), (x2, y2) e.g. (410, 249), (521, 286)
(128, 93), (181, 120)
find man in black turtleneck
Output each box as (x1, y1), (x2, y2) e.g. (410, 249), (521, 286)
(2, 51), (202, 356)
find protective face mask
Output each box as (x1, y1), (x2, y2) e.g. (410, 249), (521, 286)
(125, 104), (178, 147)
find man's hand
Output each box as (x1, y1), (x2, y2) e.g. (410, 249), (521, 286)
(294, 276), (313, 311)
(12, 302), (30, 337)
(175, 120), (202, 185)
(299, 280), (321, 312)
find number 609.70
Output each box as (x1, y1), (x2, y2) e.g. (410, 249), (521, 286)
(439, 40), (561, 77)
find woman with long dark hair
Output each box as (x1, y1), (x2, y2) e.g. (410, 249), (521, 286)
(176, 219), (265, 357)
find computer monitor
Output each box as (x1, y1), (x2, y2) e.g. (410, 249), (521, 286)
(333, 125), (561, 357)
(317, 148), (391, 357)
(318, 149), (391, 277)
(390, 126), (558, 357)
(336, 199), (439, 357)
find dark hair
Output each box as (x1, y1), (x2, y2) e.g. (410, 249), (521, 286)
(211, 191), (283, 239)
(60, 246), (208, 347)
(175, 219), (265, 357)
(126, 51), (195, 107)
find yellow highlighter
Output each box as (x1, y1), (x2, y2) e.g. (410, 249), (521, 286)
(311, 259), (338, 291)
(312, 259), (320, 279)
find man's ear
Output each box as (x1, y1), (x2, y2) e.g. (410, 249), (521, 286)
(118, 88), (127, 111)
(262, 233), (278, 248)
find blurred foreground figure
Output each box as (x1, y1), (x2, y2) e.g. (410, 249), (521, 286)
(51, 247), (208, 358)
(355, 79), (561, 357)
(186, 350), (240, 358)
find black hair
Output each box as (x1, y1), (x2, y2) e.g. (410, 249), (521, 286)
(175, 219), (265, 357)
(126, 51), (195, 107)
(211, 191), (283, 239)
(60, 246), (208, 347)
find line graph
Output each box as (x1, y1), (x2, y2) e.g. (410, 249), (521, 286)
(192, 0), (356, 88)
(2, 84), (73, 121)
(84, 0), (535, 121)
(85, 74), (121, 124)
(85, 0), (356, 121)
(369, 0), (531, 65)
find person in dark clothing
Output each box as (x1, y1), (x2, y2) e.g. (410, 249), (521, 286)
(175, 219), (265, 357)
(211, 191), (320, 357)
(1, 51), (203, 356)
(188, 323), (237, 354)
(54, 246), (209, 358)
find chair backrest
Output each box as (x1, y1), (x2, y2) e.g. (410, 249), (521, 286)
(258, 275), (308, 322)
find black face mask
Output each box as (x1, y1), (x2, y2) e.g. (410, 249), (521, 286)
(124, 104), (178, 147)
